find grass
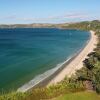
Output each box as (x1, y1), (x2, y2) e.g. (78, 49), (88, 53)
(0, 82), (86, 100)
(53, 91), (100, 100)
(0, 92), (26, 100)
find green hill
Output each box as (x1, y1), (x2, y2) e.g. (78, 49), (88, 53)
(53, 92), (100, 100)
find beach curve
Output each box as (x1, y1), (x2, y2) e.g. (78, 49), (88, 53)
(17, 30), (97, 92)
(49, 30), (98, 85)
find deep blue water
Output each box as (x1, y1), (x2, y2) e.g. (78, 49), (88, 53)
(0, 28), (90, 91)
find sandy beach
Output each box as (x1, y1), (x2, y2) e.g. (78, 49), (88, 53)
(49, 30), (98, 85)
(17, 30), (97, 92)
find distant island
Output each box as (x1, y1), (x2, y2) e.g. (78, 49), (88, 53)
(0, 20), (100, 30)
(0, 20), (99, 29)
(0, 23), (67, 28)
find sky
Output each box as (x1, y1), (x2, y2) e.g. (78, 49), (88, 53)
(0, 0), (100, 24)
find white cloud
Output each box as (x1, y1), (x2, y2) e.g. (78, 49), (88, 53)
(0, 14), (17, 20)
(18, 13), (89, 21)
(0, 13), (89, 22)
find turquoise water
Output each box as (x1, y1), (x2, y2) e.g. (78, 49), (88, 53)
(0, 28), (90, 91)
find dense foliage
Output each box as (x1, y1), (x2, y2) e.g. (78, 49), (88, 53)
(66, 20), (100, 94)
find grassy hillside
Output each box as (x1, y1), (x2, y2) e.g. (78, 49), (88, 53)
(53, 92), (100, 100)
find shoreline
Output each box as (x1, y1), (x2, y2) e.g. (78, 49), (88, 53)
(17, 30), (97, 92)
(49, 30), (97, 85)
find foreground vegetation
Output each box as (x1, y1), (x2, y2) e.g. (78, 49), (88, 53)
(66, 20), (100, 93)
(0, 20), (100, 100)
(0, 81), (86, 100)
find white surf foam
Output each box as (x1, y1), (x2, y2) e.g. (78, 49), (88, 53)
(17, 57), (72, 92)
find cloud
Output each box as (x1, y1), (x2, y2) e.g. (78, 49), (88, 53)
(19, 13), (89, 21)
(0, 13), (89, 22)
(0, 14), (17, 20)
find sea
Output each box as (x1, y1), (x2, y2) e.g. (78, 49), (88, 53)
(0, 28), (90, 91)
